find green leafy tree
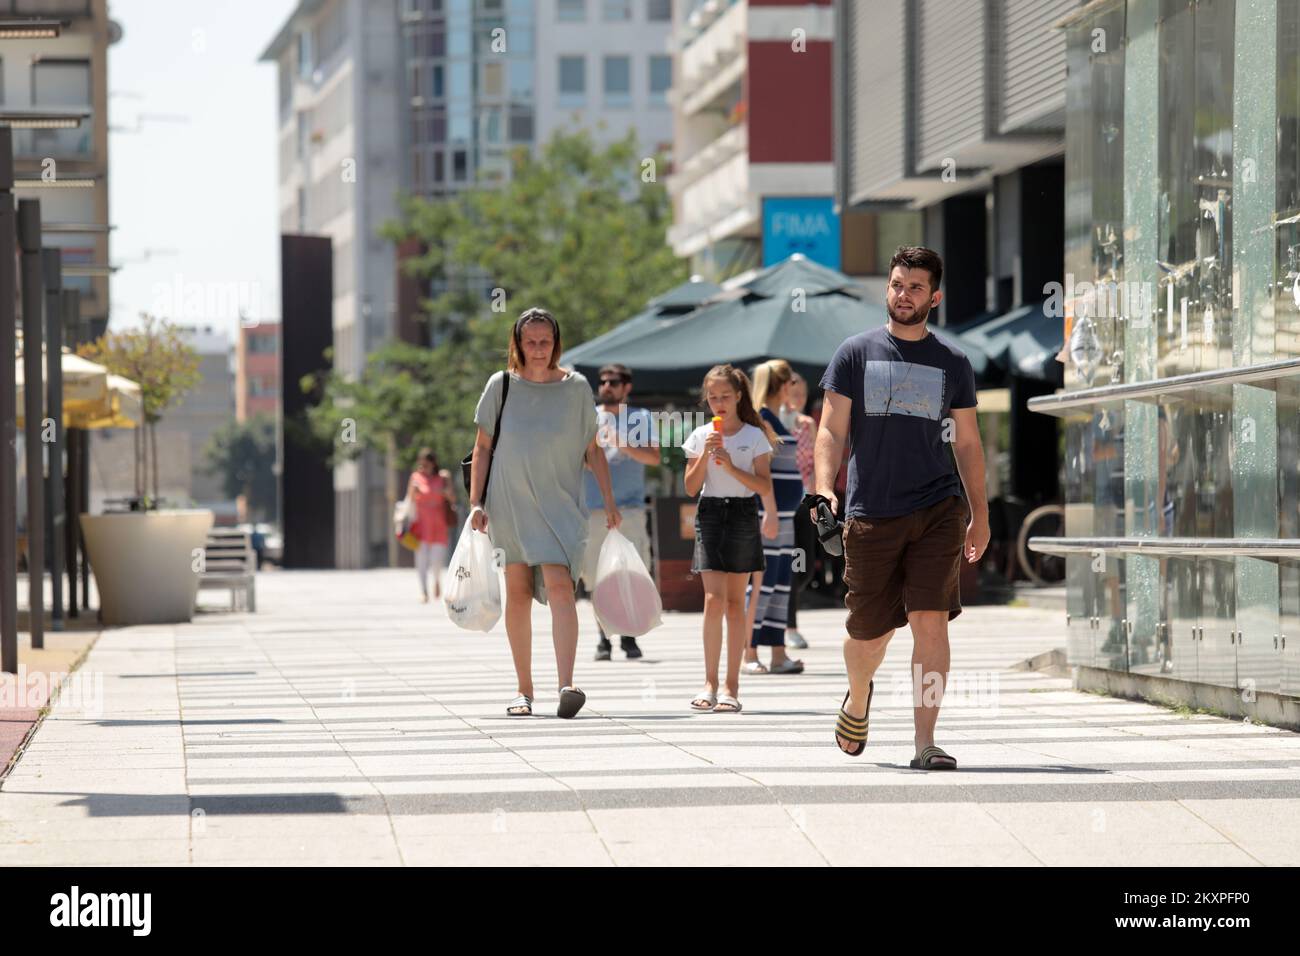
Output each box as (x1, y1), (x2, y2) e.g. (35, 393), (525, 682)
(78, 314), (201, 507)
(204, 415), (278, 523)
(381, 127), (688, 408)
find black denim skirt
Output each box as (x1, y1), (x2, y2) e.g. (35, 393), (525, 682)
(692, 496), (766, 574)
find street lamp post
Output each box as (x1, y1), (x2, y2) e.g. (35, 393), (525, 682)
(43, 248), (63, 631)
(61, 289), (81, 618)
(18, 198), (44, 650)
(0, 126), (16, 673)
(0, 16), (71, 672)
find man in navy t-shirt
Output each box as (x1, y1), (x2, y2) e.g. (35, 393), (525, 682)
(815, 246), (990, 769)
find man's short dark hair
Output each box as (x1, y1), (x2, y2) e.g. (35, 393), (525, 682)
(599, 363), (632, 383)
(888, 246), (944, 292)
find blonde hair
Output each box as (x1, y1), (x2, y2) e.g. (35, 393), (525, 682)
(701, 364), (777, 444)
(507, 307), (562, 373)
(750, 359), (794, 411)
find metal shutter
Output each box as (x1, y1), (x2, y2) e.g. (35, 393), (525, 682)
(999, 0), (1079, 133)
(915, 0), (987, 171)
(844, 0), (908, 201)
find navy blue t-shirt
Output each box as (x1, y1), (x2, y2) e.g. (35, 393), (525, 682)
(820, 326), (977, 519)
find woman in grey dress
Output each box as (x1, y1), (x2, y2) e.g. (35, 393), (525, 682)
(469, 308), (621, 719)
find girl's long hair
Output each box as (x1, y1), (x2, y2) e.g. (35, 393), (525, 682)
(751, 359), (794, 412)
(701, 364), (777, 444)
(507, 307), (562, 373)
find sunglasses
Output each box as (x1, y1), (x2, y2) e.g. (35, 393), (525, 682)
(599, 379), (628, 386)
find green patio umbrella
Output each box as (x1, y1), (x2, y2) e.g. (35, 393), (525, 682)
(565, 255), (895, 394)
(952, 299), (1063, 383)
(563, 276), (722, 378)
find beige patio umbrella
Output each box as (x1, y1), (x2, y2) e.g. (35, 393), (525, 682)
(15, 349), (140, 429)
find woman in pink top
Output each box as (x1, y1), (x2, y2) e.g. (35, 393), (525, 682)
(407, 448), (452, 602)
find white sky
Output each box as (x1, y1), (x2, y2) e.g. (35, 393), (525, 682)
(106, 0), (298, 341)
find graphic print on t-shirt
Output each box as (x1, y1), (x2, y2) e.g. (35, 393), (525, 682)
(862, 360), (945, 421)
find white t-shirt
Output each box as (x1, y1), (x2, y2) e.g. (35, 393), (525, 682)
(681, 422), (773, 498)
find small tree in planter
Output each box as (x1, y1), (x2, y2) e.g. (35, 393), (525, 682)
(79, 313), (201, 509)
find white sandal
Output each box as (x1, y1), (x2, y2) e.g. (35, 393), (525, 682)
(506, 695), (533, 717)
(690, 689), (717, 711)
(741, 660), (768, 675)
(714, 695), (742, 713)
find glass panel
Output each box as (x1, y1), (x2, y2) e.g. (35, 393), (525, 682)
(1169, 556), (1199, 681)
(1278, 0), (1300, 359)
(1192, 0), (1235, 372)
(1198, 559), (1238, 688)
(1157, 0), (1197, 376)
(1279, 377), (1300, 695)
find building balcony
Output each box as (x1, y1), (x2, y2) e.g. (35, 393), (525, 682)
(679, 0), (744, 100)
(12, 124), (95, 159)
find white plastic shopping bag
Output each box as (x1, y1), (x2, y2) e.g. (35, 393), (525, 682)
(591, 528), (662, 638)
(444, 522), (501, 632)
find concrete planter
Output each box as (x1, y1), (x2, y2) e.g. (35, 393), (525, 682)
(80, 510), (214, 625)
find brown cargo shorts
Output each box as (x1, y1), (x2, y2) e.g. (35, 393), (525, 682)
(842, 494), (968, 640)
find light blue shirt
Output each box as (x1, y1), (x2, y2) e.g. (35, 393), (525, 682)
(584, 405), (654, 510)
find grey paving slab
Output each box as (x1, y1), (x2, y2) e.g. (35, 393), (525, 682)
(0, 568), (1296, 866)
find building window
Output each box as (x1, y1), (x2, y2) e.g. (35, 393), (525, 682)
(482, 107), (503, 143)
(508, 106), (533, 141)
(297, 30), (313, 80)
(483, 61), (503, 96)
(558, 0), (584, 21)
(648, 54), (671, 106)
(15, 0), (92, 13)
(646, 0), (670, 22)
(508, 59), (533, 99)
(602, 0), (631, 20)
(32, 58), (89, 105)
(453, 149), (468, 181)
(603, 55), (630, 107)
(559, 55), (585, 105)
(432, 63), (444, 98)
(296, 111), (310, 158)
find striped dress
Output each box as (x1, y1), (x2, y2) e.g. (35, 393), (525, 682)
(750, 407), (804, 647)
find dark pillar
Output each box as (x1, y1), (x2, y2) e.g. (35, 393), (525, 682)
(18, 199), (43, 649)
(1018, 163), (1065, 306)
(0, 128), (16, 672)
(43, 249), (63, 631)
(1010, 375), (1064, 503)
(62, 290), (81, 617)
(280, 234), (335, 568)
(926, 193), (988, 327)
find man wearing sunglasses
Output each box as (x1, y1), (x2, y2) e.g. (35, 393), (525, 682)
(581, 364), (660, 660)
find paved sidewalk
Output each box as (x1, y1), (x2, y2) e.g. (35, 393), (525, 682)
(1, 569), (1298, 866)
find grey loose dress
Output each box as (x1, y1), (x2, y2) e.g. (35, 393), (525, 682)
(474, 369), (598, 606)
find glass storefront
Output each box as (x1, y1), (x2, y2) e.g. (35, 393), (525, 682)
(1053, 0), (1300, 697)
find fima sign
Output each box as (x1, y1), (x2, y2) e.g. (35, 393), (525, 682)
(762, 197), (840, 270)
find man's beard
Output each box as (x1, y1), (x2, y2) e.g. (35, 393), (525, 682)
(887, 298), (931, 326)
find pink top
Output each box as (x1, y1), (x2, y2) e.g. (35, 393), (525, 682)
(408, 471), (449, 544)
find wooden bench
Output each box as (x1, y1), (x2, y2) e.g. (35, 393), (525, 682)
(197, 529), (257, 612)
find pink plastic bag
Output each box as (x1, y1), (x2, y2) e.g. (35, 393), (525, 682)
(591, 528), (662, 638)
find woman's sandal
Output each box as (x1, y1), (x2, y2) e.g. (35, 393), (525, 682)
(834, 681), (874, 756)
(910, 745), (957, 770)
(557, 686), (587, 719)
(713, 695), (742, 713)
(506, 695), (533, 717)
(741, 660), (768, 675)
(690, 690), (718, 712)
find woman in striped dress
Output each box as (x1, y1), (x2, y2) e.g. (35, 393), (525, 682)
(742, 359), (806, 674)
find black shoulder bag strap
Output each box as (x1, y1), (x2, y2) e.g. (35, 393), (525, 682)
(463, 370), (510, 501)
